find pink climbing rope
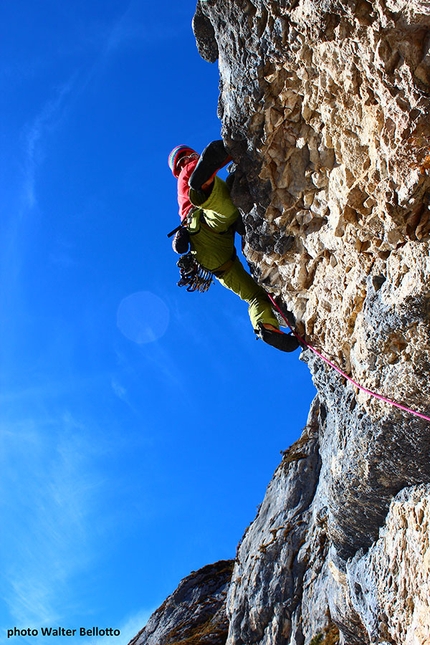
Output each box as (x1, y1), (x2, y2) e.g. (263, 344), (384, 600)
(268, 294), (430, 423)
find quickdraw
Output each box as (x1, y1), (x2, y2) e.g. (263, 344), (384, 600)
(177, 253), (213, 293)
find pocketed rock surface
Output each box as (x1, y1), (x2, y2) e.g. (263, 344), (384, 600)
(130, 1), (430, 643)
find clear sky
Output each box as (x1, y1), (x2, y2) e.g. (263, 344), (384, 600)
(0, 1), (316, 643)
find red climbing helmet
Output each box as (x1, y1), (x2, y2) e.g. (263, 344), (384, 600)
(168, 145), (198, 177)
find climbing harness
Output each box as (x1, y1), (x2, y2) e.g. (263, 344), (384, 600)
(267, 294), (430, 423)
(177, 253), (214, 292)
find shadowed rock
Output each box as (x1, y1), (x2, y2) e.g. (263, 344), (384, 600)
(129, 561), (233, 645)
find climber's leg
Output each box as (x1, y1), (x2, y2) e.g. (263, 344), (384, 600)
(216, 258), (300, 352)
(217, 257), (279, 329)
(190, 177), (239, 232)
(189, 222), (236, 272)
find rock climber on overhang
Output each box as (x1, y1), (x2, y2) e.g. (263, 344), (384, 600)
(167, 140), (299, 353)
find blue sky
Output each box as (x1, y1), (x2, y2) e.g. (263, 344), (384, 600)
(0, 1), (316, 643)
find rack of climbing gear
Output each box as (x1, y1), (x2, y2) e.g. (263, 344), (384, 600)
(267, 293), (430, 424)
(177, 252), (213, 293)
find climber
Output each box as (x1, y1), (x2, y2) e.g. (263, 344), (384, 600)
(167, 140), (299, 353)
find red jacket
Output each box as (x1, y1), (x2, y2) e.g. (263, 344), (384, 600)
(177, 157), (199, 222)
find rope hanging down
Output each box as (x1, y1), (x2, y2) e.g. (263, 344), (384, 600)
(268, 294), (430, 423)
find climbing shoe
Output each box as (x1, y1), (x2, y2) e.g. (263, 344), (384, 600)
(257, 323), (300, 353)
(189, 140), (232, 191)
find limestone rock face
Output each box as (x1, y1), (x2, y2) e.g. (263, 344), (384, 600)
(192, 1), (430, 641)
(347, 484), (430, 644)
(226, 399), (327, 645)
(129, 2), (430, 644)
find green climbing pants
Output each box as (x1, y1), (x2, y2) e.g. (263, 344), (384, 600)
(189, 177), (279, 331)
